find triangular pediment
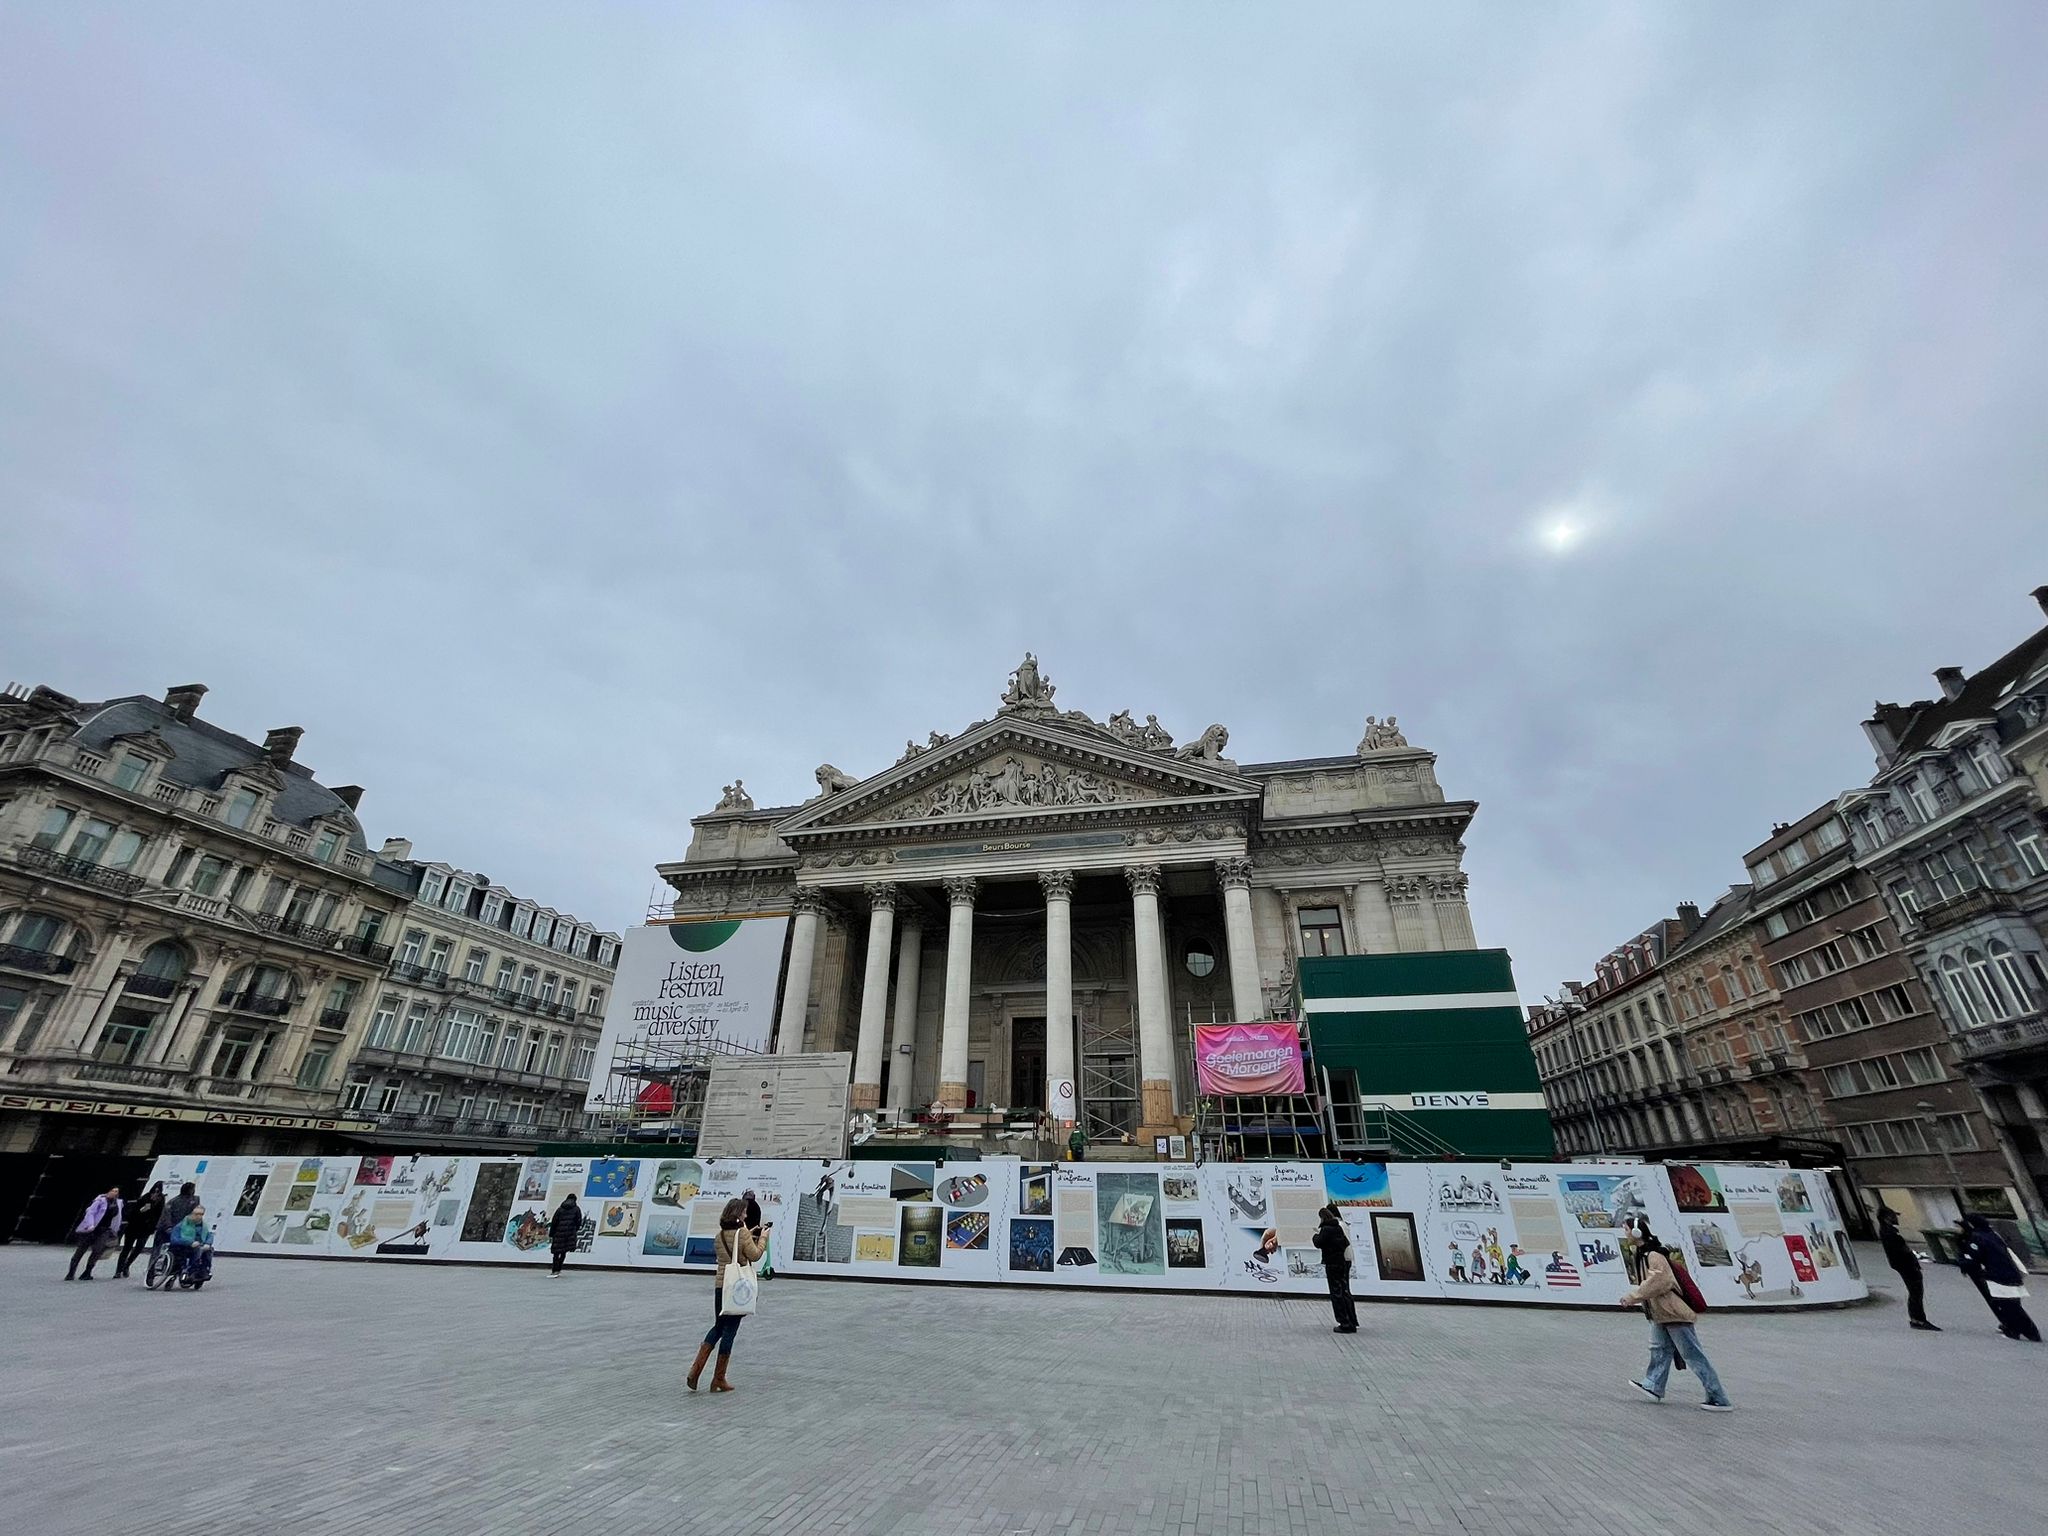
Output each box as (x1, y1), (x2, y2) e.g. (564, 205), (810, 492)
(776, 717), (1258, 837)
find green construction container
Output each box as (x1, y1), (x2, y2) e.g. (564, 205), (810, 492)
(1298, 949), (1555, 1160)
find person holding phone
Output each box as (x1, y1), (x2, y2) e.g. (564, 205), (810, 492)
(687, 1197), (766, 1393)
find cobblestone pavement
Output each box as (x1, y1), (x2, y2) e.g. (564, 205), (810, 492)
(1, 1244), (2036, 1536)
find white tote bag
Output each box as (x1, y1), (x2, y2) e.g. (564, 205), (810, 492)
(720, 1236), (760, 1317)
(1987, 1280), (2029, 1300)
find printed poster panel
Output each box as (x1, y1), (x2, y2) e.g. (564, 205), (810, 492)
(150, 1152), (1865, 1309)
(583, 916), (791, 1111)
(1193, 1023), (1305, 1096)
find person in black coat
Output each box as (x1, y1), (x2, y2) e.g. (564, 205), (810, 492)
(1877, 1208), (1938, 1331)
(116, 1182), (166, 1279)
(548, 1195), (583, 1276)
(1956, 1213), (2039, 1342)
(1311, 1203), (1359, 1333)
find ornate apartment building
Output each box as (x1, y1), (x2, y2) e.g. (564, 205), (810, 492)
(660, 656), (1481, 1142)
(338, 845), (620, 1147)
(0, 684), (407, 1155)
(1743, 802), (2009, 1238)
(1839, 588), (2048, 1231)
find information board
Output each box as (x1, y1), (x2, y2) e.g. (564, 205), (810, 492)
(696, 1051), (852, 1158)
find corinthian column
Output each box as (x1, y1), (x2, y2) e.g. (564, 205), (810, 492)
(1040, 869), (1075, 1120)
(850, 883), (897, 1109)
(1217, 857), (1262, 1023)
(937, 876), (977, 1108)
(1126, 864), (1175, 1135)
(886, 911), (925, 1116)
(776, 889), (825, 1054)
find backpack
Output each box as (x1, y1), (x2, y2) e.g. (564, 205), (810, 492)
(1670, 1256), (1708, 1313)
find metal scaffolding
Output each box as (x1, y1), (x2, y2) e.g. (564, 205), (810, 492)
(587, 1030), (767, 1145)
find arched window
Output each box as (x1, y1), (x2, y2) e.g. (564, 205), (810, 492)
(136, 941), (188, 981)
(7, 911), (69, 954)
(1989, 942), (2035, 1014)
(1963, 947), (2017, 1021)
(1940, 955), (1986, 1026)
(1722, 965), (1745, 1002)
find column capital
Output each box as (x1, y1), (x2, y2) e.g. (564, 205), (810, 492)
(1215, 856), (1254, 890)
(942, 875), (979, 907)
(1037, 869), (1075, 901)
(790, 887), (829, 917)
(862, 881), (899, 911)
(1124, 863), (1163, 897)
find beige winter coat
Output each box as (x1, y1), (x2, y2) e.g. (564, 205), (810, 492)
(715, 1225), (765, 1289)
(1620, 1250), (1698, 1326)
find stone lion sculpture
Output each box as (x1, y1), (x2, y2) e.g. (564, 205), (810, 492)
(814, 763), (858, 797)
(1175, 724), (1236, 768)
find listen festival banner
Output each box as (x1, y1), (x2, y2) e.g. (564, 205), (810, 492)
(1193, 1023), (1306, 1096)
(582, 917), (790, 1111)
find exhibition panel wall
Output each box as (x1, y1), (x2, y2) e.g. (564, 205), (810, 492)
(146, 1151), (1868, 1309)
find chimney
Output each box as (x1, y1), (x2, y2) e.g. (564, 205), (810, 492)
(1676, 901), (1702, 933)
(2032, 584), (2048, 619)
(262, 726), (304, 766)
(163, 684), (208, 721)
(1863, 706), (1899, 766)
(331, 785), (363, 811)
(1933, 667), (1967, 702)
(379, 836), (413, 860)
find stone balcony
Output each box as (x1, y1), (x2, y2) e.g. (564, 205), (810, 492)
(1907, 886), (2018, 939)
(1953, 1012), (2048, 1063)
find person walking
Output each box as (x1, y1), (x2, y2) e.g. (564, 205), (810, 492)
(686, 1197), (765, 1394)
(116, 1181), (166, 1279)
(64, 1186), (123, 1281)
(1067, 1123), (1088, 1163)
(1620, 1228), (1733, 1410)
(1877, 1208), (1938, 1331)
(1957, 1214), (2040, 1342)
(548, 1194), (582, 1277)
(1312, 1203), (1359, 1333)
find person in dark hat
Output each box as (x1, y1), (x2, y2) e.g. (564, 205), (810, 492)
(1311, 1203), (1359, 1334)
(1877, 1208), (1938, 1331)
(1957, 1213), (2038, 1342)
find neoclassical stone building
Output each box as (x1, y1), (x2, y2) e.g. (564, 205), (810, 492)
(660, 657), (1479, 1142)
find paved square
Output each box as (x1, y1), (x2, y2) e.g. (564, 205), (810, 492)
(0, 1245), (2034, 1535)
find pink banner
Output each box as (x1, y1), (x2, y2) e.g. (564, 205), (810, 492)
(1194, 1023), (1305, 1096)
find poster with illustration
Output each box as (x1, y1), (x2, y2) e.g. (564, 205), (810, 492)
(1668, 1164), (1728, 1214)
(1323, 1162), (1392, 1207)
(584, 1159), (638, 1200)
(1371, 1213), (1424, 1282)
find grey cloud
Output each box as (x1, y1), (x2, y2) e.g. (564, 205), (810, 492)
(2, 4), (2044, 985)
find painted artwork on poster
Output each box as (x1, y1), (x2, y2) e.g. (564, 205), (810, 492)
(156, 1153), (1866, 1309)
(584, 1159), (638, 1200)
(1668, 1164), (1728, 1214)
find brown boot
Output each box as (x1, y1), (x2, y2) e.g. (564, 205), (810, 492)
(709, 1354), (735, 1393)
(685, 1342), (715, 1391)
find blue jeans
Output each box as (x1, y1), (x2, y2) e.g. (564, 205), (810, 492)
(701, 1288), (744, 1356)
(1642, 1322), (1730, 1405)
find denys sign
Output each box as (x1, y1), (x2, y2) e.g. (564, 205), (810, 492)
(1359, 1091), (1548, 1112)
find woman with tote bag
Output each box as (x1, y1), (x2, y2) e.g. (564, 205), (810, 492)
(687, 1197), (766, 1393)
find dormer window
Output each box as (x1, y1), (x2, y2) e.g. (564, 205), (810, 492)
(313, 829), (340, 863)
(113, 753), (153, 791)
(224, 787), (260, 829)
(420, 872), (446, 905)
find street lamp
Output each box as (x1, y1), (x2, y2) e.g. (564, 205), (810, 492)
(1915, 1099), (1967, 1214)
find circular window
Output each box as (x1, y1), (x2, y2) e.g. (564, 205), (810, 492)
(1185, 941), (1216, 978)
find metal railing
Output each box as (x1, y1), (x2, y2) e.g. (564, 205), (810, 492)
(0, 943), (78, 975)
(249, 912), (342, 946)
(334, 934), (394, 963)
(16, 844), (148, 894)
(215, 989), (294, 1018)
(123, 972), (180, 998)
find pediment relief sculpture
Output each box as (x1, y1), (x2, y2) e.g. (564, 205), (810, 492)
(878, 753), (1155, 822)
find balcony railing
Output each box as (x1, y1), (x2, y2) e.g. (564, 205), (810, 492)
(0, 943), (78, 975)
(1953, 1013), (2048, 1062)
(319, 1008), (353, 1030)
(75, 1060), (177, 1089)
(392, 962), (452, 987)
(15, 844), (149, 895)
(334, 934), (394, 964)
(1909, 886), (2017, 938)
(157, 889), (228, 920)
(249, 912), (342, 947)
(198, 1077), (254, 1098)
(216, 989), (294, 1018)
(123, 972), (180, 999)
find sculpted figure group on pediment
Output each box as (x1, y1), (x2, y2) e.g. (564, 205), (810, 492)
(901, 755), (1140, 820)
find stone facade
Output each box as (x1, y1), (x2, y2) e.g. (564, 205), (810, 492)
(1838, 587), (2048, 1231)
(336, 843), (620, 1148)
(1744, 802), (2010, 1238)
(658, 658), (1479, 1141)
(0, 684), (407, 1155)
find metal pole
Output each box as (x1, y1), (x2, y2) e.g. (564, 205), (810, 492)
(1916, 1100), (1967, 1212)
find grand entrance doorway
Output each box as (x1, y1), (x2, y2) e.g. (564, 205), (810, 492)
(1010, 1017), (1045, 1114)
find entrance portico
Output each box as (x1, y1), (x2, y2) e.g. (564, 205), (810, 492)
(659, 656), (1481, 1143)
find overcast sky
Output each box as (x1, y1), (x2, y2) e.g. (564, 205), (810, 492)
(3, 6), (2044, 994)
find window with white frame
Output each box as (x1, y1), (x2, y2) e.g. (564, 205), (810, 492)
(561, 980), (578, 1012)
(1939, 955), (1988, 1027)
(425, 938), (452, 975)
(442, 1008), (481, 1062)
(313, 829), (339, 862)
(398, 1002), (433, 1054)
(420, 871), (446, 905)
(481, 894), (504, 925)
(540, 973), (558, 1004)
(477, 1017), (500, 1064)
(223, 787), (260, 829)
(1814, 819), (1846, 851)
(1887, 878), (1921, 918)
(2007, 821), (2047, 880)
(498, 1027), (524, 1070)
(464, 947), (489, 983)
(542, 1034), (565, 1077)
(341, 1079), (370, 1112)
(588, 986), (605, 1016)
(1920, 846), (1983, 902)
(495, 959), (517, 993)
(367, 999), (400, 1049)
(1988, 941), (2034, 1014)
(571, 1040), (595, 1080)
(1967, 739), (2007, 788)
(1903, 777), (1937, 821)
(374, 1078), (401, 1114)
(398, 929), (426, 968)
